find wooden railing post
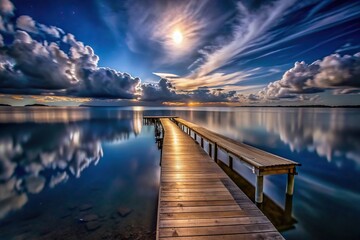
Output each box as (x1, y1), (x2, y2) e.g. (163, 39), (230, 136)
(229, 155), (233, 169)
(255, 175), (264, 203)
(201, 138), (204, 148)
(208, 143), (213, 158)
(214, 143), (218, 161)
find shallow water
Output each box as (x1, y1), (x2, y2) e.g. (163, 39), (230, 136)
(0, 106), (359, 239)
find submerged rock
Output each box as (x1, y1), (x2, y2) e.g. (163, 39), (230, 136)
(117, 207), (133, 217)
(79, 204), (93, 211)
(85, 221), (101, 231)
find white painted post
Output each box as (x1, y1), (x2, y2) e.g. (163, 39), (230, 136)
(255, 175), (264, 203)
(286, 174), (295, 195)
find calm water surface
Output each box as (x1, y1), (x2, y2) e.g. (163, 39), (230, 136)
(0, 106), (359, 239)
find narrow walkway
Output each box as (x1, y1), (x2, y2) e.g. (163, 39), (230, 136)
(157, 118), (284, 240)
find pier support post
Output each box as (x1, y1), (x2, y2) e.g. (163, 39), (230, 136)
(285, 194), (293, 223)
(286, 173), (295, 195)
(214, 143), (218, 161)
(209, 143), (213, 158)
(229, 155), (233, 169)
(201, 138), (204, 148)
(194, 133), (197, 141)
(255, 175), (264, 203)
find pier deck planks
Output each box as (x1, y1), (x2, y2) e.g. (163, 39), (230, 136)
(156, 118), (284, 240)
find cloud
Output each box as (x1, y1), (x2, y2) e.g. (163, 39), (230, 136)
(16, 15), (38, 34)
(336, 43), (360, 54)
(141, 78), (240, 103)
(69, 67), (141, 99)
(141, 78), (183, 102)
(170, 71), (252, 91)
(167, 0), (295, 91)
(191, 0), (295, 79)
(333, 89), (360, 95)
(0, 1), (140, 100)
(0, 0), (14, 33)
(38, 24), (63, 38)
(171, 0), (360, 94)
(30, 95), (91, 103)
(254, 52), (360, 100)
(98, 0), (235, 65)
(153, 72), (180, 79)
(0, 0), (14, 16)
(0, 30), (140, 99)
(10, 95), (23, 100)
(14, 15), (63, 38)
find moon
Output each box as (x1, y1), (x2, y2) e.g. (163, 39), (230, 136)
(172, 30), (183, 45)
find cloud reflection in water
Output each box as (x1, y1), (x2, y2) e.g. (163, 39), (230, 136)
(166, 108), (360, 169)
(0, 108), (143, 219)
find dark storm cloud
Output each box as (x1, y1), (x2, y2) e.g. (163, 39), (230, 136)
(256, 52), (360, 100)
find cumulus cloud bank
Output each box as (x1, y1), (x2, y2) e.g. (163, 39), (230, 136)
(141, 78), (240, 103)
(255, 52), (360, 100)
(0, 3), (140, 99)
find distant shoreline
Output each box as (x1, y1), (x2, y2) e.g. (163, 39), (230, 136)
(1, 104), (359, 108)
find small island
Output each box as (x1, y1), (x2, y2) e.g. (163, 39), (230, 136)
(24, 104), (49, 107)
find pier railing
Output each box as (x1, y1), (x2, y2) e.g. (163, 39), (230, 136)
(171, 117), (300, 203)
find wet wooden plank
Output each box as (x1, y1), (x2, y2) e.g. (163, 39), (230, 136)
(159, 223), (275, 237)
(159, 216), (270, 228)
(159, 232), (284, 240)
(156, 118), (284, 240)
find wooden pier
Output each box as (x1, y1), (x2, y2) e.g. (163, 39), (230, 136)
(146, 117), (297, 240)
(172, 118), (300, 204)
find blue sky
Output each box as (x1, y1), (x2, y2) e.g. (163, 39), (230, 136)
(0, 0), (360, 106)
